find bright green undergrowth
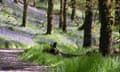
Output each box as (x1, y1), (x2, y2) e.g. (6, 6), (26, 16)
(52, 55), (120, 72)
(21, 43), (62, 65)
(21, 42), (120, 72)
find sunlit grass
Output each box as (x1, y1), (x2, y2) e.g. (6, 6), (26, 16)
(52, 55), (120, 72)
(21, 43), (63, 65)
(21, 43), (120, 72)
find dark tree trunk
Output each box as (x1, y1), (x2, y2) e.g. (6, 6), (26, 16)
(59, 0), (63, 28)
(62, 0), (67, 32)
(115, 0), (120, 25)
(98, 0), (113, 56)
(21, 0), (28, 27)
(14, 0), (18, 3)
(83, 0), (93, 47)
(46, 0), (54, 34)
(0, 0), (2, 3)
(71, 0), (76, 22)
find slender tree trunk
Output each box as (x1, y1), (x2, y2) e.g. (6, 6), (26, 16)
(21, 0), (28, 27)
(46, 0), (54, 34)
(71, 0), (76, 22)
(63, 0), (67, 32)
(115, 0), (120, 25)
(59, 0), (63, 28)
(98, 0), (113, 56)
(83, 0), (93, 47)
(14, 0), (18, 3)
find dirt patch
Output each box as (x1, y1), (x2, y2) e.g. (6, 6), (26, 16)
(0, 48), (48, 72)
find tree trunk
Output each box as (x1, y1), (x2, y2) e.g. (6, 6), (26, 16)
(14, 0), (18, 3)
(71, 0), (76, 22)
(98, 0), (113, 56)
(62, 0), (67, 32)
(83, 0), (93, 47)
(46, 0), (54, 34)
(59, 0), (63, 28)
(115, 0), (120, 25)
(0, 0), (2, 3)
(21, 0), (28, 27)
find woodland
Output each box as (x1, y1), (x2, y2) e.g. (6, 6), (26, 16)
(0, 0), (120, 72)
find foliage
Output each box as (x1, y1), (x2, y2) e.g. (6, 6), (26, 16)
(52, 55), (120, 72)
(22, 44), (120, 72)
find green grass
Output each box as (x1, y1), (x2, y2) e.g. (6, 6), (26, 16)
(21, 43), (120, 72)
(21, 43), (63, 65)
(52, 55), (120, 72)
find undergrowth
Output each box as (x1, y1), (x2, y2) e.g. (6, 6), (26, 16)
(21, 42), (120, 72)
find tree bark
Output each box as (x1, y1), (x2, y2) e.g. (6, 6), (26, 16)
(0, 0), (2, 3)
(46, 0), (54, 34)
(71, 0), (76, 22)
(115, 0), (120, 25)
(59, 0), (63, 28)
(98, 0), (113, 56)
(83, 0), (93, 47)
(21, 0), (28, 27)
(62, 0), (67, 32)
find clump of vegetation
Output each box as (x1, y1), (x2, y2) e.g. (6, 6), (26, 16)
(22, 43), (120, 72)
(52, 55), (120, 72)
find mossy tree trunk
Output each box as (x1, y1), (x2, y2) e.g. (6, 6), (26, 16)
(83, 0), (93, 47)
(59, 0), (63, 28)
(62, 0), (67, 32)
(21, 0), (28, 27)
(71, 0), (76, 22)
(46, 0), (54, 34)
(115, 0), (120, 25)
(98, 0), (113, 56)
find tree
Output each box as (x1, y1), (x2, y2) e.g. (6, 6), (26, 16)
(46, 0), (54, 34)
(14, 0), (18, 3)
(59, 0), (63, 28)
(71, 0), (76, 22)
(21, 0), (28, 27)
(62, 0), (67, 32)
(98, 0), (113, 56)
(83, 0), (93, 47)
(115, 0), (120, 25)
(0, 0), (2, 3)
